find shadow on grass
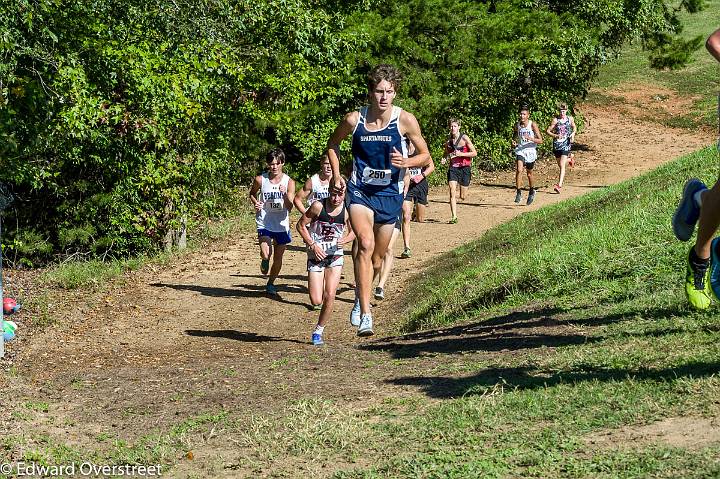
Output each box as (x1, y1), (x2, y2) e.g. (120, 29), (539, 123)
(388, 360), (720, 399)
(373, 305), (701, 398)
(366, 306), (685, 360)
(361, 307), (587, 359)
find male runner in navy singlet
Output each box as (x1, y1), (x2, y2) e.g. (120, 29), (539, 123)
(326, 64), (430, 336)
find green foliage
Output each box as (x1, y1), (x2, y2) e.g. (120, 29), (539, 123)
(0, 0), (702, 260)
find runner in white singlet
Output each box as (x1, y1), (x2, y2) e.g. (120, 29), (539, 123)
(294, 154), (332, 214)
(248, 148), (296, 295)
(512, 106), (543, 206)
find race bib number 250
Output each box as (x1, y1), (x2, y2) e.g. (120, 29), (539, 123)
(362, 167), (392, 186)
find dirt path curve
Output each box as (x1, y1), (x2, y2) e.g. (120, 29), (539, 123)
(1, 90), (714, 447)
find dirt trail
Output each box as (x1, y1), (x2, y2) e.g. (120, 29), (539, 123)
(0, 88), (714, 457)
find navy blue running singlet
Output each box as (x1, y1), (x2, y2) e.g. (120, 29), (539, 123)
(350, 106), (407, 196)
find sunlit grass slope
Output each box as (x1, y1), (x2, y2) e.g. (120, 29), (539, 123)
(404, 147), (719, 332)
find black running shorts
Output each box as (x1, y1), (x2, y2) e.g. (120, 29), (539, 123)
(405, 179), (429, 205)
(447, 166), (471, 187)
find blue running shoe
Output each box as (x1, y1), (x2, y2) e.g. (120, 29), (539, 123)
(260, 258), (270, 275)
(265, 283), (278, 295)
(710, 237), (720, 302)
(350, 299), (361, 327)
(673, 178), (706, 241)
(311, 332), (324, 346)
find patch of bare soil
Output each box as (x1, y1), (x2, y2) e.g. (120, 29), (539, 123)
(607, 82), (702, 119)
(586, 416), (720, 450)
(0, 83), (715, 474)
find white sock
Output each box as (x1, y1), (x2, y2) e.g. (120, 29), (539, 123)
(694, 190), (704, 208)
(313, 325), (324, 334)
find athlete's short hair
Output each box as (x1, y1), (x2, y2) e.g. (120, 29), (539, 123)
(558, 102), (568, 110)
(266, 148), (285, 164)
(319, 153), (331, 165)
(367, 64), (402, 91)
(448, 118), (461, 127)
(519, 105), (530, 113)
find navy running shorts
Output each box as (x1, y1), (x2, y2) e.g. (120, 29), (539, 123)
(257, 228), (292, 245)
(348, 183), (404, 225)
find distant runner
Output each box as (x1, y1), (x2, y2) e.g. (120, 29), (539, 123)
(512, 106), (543, 205)
(546, 103), (577, 194)
(442, 118), (477, 223)
(375, 169), (410, 300)
(248, 148), (296, 295)
(401, 140), (435, 258)
(294, 154), (332, 214)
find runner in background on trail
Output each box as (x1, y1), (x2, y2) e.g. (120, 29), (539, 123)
(442, 118), (477, 224)
(248, 148), (296, 295)
(374, 169), (410, 301)
(296, 186), (355, 345)
(546, 102), (577, 194)
(326, 64), (431, 337)
(672, 26), (720, 310)
(512, 106), (543, 205)
(401, 139), (435, 258)
(293, 154), (332, 215)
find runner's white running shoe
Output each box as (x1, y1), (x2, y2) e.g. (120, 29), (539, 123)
(357, 313), (374, 337)
(350, 299), (361, 327)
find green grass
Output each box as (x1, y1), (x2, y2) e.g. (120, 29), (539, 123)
(593, 0), (720, 128)
(404, 146), (720, 332)
(0, 411), (229, 479)
(41, 258), (145, 290)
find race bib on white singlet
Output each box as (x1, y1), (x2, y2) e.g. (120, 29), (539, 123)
(268, 200), (283, 211)
(362, 167), (392, 186)
(318, 241), (341, 256)
(408, 167), (422, 177)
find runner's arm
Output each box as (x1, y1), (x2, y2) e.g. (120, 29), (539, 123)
(283, 178), (296, 211)
(421, 157), (436, 178)
(327, 112), (357, 191)
(293, 177), (314, 214)
(546, 118), (558, 138)
(531, 122), (543, 144)
(248, 175), (263, 212)
(338, 214), (356, 246)
(296, 202), (327, 259)
(707, 28), (720, 62)
(570, 116), (577, 142)
(398, 111), (430, 169)
(459, 135), (478, 158)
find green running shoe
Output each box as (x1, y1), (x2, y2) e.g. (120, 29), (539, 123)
(685, 248), (712, 310)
